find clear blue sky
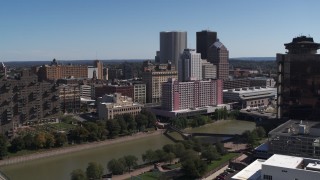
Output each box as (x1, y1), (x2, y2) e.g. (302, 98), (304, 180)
(1, 0), (320, 61)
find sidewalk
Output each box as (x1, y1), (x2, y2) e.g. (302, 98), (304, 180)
(112, 165), (154, 180)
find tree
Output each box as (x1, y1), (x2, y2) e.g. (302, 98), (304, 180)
(34, 132), (47, 149)
(215, 141), (227, 155)
(172, 117), (187, 129)
(83, 122), (100, 141)
(196, 116), (207, 126)
(0, 134), (8, 159)
(141, 109), (157, 128)
(10, 136), (25, 152)
(201, 145), (220, 163)
(23, 134), (35, 149)
(192, 138), (203, 152)
(256, 126), (266, 139)
(107, 159), (125, 175)
(135, 114), (148, 131)
(181, 157), (207, 178)
(163, 152), (175, 164)
(155, 149), (166, 162)
(163, 144), (175, 153)
(180, 149), (198, 162)
(71, 169), (87, 180)
(123, 114), (136, 132)
(106, 119), (121, 138)
(86, 162), (104, 180)
(173, 143), (186, 157)
(122, 155), (138, 172)
(45, 133), (55, 148)
(142, 149), (156, 163)
(117, 118), (128, 134)
(70, 127), (89, 143)
(54, 132), (67, 147)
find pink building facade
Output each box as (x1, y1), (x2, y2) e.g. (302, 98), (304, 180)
(162, 78), (223, 111)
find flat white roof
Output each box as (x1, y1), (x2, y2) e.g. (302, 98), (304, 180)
(232, 159), (265, 180)
(263, 154), (303, 169)
(306, 162), (320, 171)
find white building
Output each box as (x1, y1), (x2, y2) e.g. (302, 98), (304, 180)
(232, 154), (320, 180)
(80, 84), (93, 99)
(178, 49), (202, 82)
(223, 87), (276, 109)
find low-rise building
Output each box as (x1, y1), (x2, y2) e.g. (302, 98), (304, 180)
(97, 93), (142, 120)
(232, 154), (320, 180)
(223, 87), (276, 109)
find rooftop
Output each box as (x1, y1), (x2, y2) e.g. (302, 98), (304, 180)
(269, 120), (320, 137)
(263, 154), (303, 169)
(233, 154), (320, 180)
(231, 159), (265, 180)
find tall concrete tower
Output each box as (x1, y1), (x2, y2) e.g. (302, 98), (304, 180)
(178, 49), (202, 82)
(196, 30), (217, 59)
(160, 31), (187, 69)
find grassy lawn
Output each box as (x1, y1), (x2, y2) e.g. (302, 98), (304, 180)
(46, 122), (76, 132)
(207, 153), (239, 172)
(136, 171), (162, 180)
(163, 162), (181, 170)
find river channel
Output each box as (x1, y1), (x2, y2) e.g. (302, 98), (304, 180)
(0, 120), (255, 180)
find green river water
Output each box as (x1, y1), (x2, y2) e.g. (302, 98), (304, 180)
(0, 120), (255, 180)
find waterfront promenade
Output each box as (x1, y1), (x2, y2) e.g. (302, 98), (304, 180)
(0, 129), (165, 167)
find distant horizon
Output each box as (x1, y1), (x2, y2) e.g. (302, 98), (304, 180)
(1, 56), (276, 63)
(1, 0), (319, 61)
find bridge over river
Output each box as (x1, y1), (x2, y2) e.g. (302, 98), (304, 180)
(166, 125), (240, 140)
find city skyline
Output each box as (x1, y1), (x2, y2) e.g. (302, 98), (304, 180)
(1, 0), (320, 61)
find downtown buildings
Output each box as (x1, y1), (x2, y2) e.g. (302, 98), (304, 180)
(277, 36), (320, 120)
(197, 30), (229, 80)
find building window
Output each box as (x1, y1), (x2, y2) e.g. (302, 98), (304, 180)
(263, 175), (272, 180)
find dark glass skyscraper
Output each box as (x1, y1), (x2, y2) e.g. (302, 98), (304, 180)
(277, 36), (320, 120)
(196, 30), (217, 59)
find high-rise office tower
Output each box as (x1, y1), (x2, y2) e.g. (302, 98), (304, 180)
(178, 49), (202, 82)
(277, 36), (320, 120)
(196, 30), (217, 59)
(160, 31), (187, 68)
(208, 40), (229, 80)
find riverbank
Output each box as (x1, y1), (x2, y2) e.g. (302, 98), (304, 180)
(0, 129), (166, 167)
(0, 120), (250, 167)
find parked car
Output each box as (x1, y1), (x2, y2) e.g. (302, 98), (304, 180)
(226, 167), (236, 173)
